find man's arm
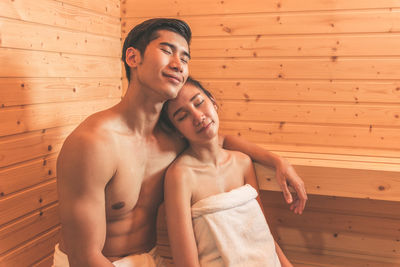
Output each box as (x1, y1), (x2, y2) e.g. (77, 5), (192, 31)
(222, 135), (307, 214)
(57, 131), (115, 267)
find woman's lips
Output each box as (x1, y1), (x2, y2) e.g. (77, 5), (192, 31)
(197, 121), (213, 133)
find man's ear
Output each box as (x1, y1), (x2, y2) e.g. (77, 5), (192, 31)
(125, 47), (142, 68)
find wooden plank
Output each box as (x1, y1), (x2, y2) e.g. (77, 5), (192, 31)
(0, 17), (121, 57)
(203, 80), (400, 104)
(0, 48), (121, 78)
(0, 98), (119, 137)
(237, 141), (400, 159)
(220, 132), (400, 159)
(273, 226), (399, 260)
(0, 179), (58, 226)
(0, 125), (74, 168)
(189, 57), (400, 80)
(32, 253), (54, 267)
(217, 101), (400, 127)
(0, 77), (121, 107)
(220, 121), (400, 151)
(255, 162), (400, 201)
(123, 0), (400, 17)
(0, 154), (57, 196)
(0, 0), (120, 37)
(190, 33), (400, 58)
(263, 206), (400, 240)
(61, 0), (120, 17)
(284, 248), (398, 267)
(123, 9), (400, 36)
(260, 191), (400, 220)
(0, 203), (59, 254)
(0, 226), (60, 267)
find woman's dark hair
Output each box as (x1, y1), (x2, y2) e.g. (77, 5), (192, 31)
(122, 18), (192, 82)
(159, 76), (217, 133)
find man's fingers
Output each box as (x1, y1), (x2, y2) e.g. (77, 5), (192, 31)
(280, 180), (293, 204)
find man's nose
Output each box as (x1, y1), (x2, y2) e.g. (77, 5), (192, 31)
(169, 55), (184, 72)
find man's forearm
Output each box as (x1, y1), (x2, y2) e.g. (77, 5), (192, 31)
(222, 135), (281, 167)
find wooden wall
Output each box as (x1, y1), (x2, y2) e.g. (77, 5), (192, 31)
(0, 0), (121, 266)
(121, 1), (400, 266)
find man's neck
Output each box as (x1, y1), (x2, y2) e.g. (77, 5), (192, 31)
(116, 81), (165, 137)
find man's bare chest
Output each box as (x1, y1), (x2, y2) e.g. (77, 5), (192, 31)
(104, 140), (178, 218)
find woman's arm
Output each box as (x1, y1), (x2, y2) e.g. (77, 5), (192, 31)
(242, 155), (293, 267)
(222, 134), (307, 214)
(164, 165), (200, 267)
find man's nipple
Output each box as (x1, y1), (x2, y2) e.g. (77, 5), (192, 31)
(112, 201), (126, 210)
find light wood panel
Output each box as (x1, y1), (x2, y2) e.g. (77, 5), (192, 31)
(220, 121), (400, 150)
(189, 58), (400, 80)
(0, 48), (121, 78)
(261, 191), (400, 265)
(1, 0), (122, 261)
(191, 33), (400, 58)
(0, 126), (74, 168)
(0, 0), (120, 37)
(124, 0), (400, 17)
(0, 203), (59, 254)
(60, 0), (120, 17)
(203, 80), (400, 104)
(0, 17), (121, 57)
(0, 226), (60, 267)
(255, 162), (400, 202)
(0, 154), (57, 197)
(0, 77), (121, 107)
(0, 98), (119, 137)
(218, 101), (400, 126)
(0, 179), (58, 226)
(123, 9), (400, 37)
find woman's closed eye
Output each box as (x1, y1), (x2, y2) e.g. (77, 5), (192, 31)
(194, 99), (204, 107)
(176, 112), (188, 121)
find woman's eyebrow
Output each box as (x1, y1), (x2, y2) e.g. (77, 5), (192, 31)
(172, 93), (201, 117)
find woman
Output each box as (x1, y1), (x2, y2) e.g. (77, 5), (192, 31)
(161, 77), (292, 267)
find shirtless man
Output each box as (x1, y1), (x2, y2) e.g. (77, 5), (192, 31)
(54, 18), (307, 267)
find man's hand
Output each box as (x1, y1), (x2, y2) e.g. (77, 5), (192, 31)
(275, 157), (307, 214)
(221, 134), (308, 214)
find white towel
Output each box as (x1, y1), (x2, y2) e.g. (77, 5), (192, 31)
(52, 243), (165, 267)
(191, 184), (281, 267)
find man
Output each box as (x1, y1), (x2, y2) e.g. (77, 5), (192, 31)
(54, 18), (307, 267)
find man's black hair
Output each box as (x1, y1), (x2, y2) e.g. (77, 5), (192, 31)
(122, 18), (192, 82)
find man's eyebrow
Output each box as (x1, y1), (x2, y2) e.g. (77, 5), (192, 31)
(160, 42), (191, 59)
(172, 94), (201, 117)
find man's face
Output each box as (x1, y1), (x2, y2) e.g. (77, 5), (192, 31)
(135, 30), (190, 100)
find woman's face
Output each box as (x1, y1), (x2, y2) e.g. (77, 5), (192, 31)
(167, 83), (219, 143)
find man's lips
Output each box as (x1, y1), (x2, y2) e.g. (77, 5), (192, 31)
(163, 73), (182, 83)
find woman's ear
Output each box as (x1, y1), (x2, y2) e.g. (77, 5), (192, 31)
(125, 47), (142, 68)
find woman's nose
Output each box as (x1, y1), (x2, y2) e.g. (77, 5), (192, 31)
(193, 110), (205, 125)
